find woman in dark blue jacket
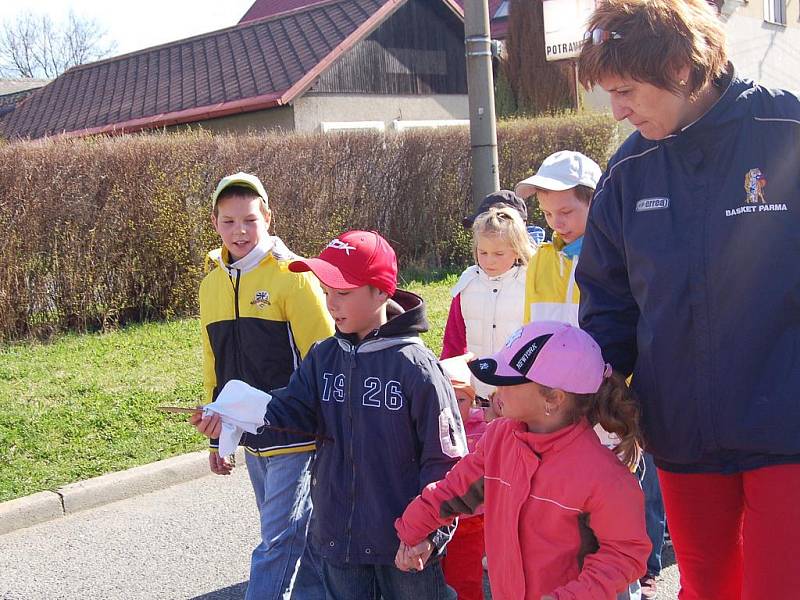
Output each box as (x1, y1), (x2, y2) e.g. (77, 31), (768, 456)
(575, 1), (800, 599)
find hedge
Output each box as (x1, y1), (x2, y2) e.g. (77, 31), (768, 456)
(0, 112), (617, 340)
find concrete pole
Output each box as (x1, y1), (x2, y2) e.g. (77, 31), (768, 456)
(464, 0), (500, 210)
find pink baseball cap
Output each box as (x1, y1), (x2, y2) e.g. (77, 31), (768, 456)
(468, 321), (612, 394)
(289, 230), (398, 296)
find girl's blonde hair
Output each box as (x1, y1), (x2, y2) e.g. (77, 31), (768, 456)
(471, 206), (534, 266)
(539, 372), (643, 470)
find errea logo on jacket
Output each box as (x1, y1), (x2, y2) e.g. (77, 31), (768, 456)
(635, 197), (670, 212)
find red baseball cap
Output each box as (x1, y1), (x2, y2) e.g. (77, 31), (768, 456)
(289, 230), (398, 296)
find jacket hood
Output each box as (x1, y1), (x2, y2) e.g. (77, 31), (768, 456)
(206, 235), (296, 276)
(666, 65), (750, 146)
(336, 289), (429, 345)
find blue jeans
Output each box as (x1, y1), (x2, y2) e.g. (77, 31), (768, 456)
(244, 450), (325, 600)
(321, 560), (454, 600)
(638, 452), (666, 577)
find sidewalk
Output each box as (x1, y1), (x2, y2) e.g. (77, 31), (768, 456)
(0, 458), (256, 600)
(0, 450), (231, 535)
(0, 450), (681, 599)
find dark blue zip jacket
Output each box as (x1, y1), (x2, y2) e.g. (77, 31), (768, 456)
(577, 68), (800, 474)
(263, 290), (465, 564)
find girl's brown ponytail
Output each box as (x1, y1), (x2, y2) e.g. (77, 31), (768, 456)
(574, 372), (643, 470)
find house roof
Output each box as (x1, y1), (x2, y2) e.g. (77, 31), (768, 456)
(240, 0), (334, 22)
(241, 0), (502, 36)
(0, 79), (51, 97)
(0, 79), (52, 119)
(3, 0), (451, 139)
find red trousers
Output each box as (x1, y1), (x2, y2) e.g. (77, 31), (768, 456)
(658, 463), (800, 600)
(442, 514), (485, 600)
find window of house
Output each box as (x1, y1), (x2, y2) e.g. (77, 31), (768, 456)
(763, 0), (787, 25)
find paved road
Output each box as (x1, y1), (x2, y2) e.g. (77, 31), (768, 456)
(0, 465), (681, 599)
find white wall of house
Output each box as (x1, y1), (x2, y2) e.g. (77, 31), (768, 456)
(720, 0), (800, 93)
(171, 105), (296, 134)
(165, 93), (471, 135)
(292, 93), (470, 133)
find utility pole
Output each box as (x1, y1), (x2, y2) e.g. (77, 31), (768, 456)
(464, 0), (500, 210)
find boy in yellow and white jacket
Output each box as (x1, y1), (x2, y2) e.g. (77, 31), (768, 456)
(515, 151), (601, 326)
(200, 172), (333, 600)
(516, 153), (615, 448)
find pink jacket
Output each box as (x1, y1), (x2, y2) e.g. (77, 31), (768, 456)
(464, 407), (488, 453)
(463, 407), (488, 518)
(396, 418), (649, 600)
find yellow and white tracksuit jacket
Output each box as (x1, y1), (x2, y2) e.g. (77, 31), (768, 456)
(523, 234), (620, 449)
(523, 233), (580, 326)
(199, 237), (334, 456)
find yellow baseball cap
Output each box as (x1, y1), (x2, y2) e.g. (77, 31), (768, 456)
(211, 172), (269, 208)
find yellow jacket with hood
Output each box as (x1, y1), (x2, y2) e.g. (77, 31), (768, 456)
(199, 236), (334, 456)
(523, 233), (581, 326)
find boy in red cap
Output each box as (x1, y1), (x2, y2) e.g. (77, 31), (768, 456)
(192, 230), (466, 600)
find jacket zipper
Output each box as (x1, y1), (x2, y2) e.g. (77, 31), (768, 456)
(344, 343), (357, 562)
(231, 269), (243, 377)
(230, 270), (245, 446)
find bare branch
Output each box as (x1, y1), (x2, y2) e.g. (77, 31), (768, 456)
(0, 10), (116, 79)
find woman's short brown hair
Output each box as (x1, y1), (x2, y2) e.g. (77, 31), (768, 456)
(578, 0), (728, 96)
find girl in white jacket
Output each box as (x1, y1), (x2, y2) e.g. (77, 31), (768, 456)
(439, 204), (533, 599)
(441, 206), (534, 398)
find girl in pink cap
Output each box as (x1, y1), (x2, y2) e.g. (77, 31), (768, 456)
(395, 321), (650, 600)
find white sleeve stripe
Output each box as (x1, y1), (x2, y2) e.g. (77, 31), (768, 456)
(754, 116), (800, 126)
(530, 494), (582, 513)
(484, 475), (511, 486)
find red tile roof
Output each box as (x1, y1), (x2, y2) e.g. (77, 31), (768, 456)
(2, 0), (409, 139)
(240, 0), (335, 22)
(449, 0), (508, 38)
(451, 0), (505, 15)
(242, 0), (503, 36)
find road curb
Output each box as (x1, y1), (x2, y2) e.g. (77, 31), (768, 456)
(0, 491), (63, 535)
(0, 449), (243, 536)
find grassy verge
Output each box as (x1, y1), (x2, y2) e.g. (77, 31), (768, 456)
(0, 273), (457, 502)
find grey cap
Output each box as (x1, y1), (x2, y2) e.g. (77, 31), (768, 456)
(462, 190), (528, 229)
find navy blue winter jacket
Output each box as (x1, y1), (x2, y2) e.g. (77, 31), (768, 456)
(577, 68), (800, 474)
(263, 290), (465, 564)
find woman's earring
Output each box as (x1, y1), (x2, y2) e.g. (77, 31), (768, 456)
(544, 403), (552, 416)
(679, 79), (687, 86)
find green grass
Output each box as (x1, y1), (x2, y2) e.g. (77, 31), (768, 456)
(0, 274), (457, 502)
